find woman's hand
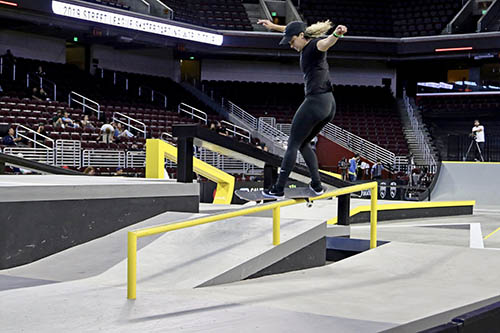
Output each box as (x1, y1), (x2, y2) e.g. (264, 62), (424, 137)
(334, 25), (348, 37)
(257, 19), (274, 30)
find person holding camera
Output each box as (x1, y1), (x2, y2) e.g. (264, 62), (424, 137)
(472, 119), (485, 161)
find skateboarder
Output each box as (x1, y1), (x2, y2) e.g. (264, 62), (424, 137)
(258, 19), (347, 199)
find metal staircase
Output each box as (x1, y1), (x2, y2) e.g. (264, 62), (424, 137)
(398, 92), (439, 166)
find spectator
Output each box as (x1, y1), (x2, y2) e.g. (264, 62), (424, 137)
(81, 114), (95, 130)
(115, 167), (124, 176)
(348, 154), (360, 182)
(2, 127), (22, 146)
(52, 110), (64, 128)
(83, 166), (96, 175)
(61, 111), (78, 128)
(98, 123), (114, 144)
(338, 157), (348, 181)
(215, 121), (227, 136)
(3, 49), (15, 63)
(36, 65), (46, 77)
(31, 87), (41, 101)
(360, 161), (370, 180)
(371, 159), (384, 180)
(2, 49), (16, 64)
(39, 88), (49, 101)
(116, 122), (134, 138)
(356, 158), (363, 180)
(35, 124), (47, 146)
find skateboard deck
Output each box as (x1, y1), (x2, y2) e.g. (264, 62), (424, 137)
(235, 187), (324, 203)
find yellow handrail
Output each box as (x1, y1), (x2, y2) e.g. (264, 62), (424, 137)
(127, 182), (378, 299)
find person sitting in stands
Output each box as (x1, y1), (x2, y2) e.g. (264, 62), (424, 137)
(61, 111), (78, 128)
(39, 88), (49, 101)
(116, 122), (134, 138)
(31, 87), (42, 101)
(52, 110), (64, 128)
(209, 121), (216, 131)
(216, 121), (228, 136)
(83, 166), (96, 175)
(2, 127), (22, 146)
(35, 124), (47, 146)
(115, 167), (124, 176)
(80, 114), (95, 130)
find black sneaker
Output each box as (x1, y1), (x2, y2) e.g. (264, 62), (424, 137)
(262, 185), (285, 199)
(309, 182), (325, 196)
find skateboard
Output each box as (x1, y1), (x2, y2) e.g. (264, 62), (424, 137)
(235, 186), (324, 207)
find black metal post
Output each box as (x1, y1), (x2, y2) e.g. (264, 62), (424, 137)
(337, 194), (350, 225)
(177, 136), (194, 183)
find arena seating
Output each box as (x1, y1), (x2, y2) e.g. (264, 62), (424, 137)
(203, 80), (409, 155)
(417, 94), (500, 159)
(0, 56), (227, 176)
(161, 0), (253, 31)
(299, 0), (463, 37)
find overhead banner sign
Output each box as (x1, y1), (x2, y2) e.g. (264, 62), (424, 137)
(51, 0), (223, 46)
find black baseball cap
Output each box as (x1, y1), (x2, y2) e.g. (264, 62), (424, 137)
(279, 21), (307, 45)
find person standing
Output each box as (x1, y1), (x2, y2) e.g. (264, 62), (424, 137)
(348, 154), (359, 182)
(472, 119), (485, 161)
(258, 19), (348, 198)
(371, 159), (384, 180)
(338, 157), (348, 181)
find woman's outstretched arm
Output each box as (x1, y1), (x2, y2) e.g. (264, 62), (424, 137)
(257, 19), (286, 32)
(317, 25), (348, 52)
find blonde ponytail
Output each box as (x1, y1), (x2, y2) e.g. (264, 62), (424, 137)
(304, 20), (333, 38)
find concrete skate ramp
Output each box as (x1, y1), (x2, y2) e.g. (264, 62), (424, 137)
(431, 162), (500, 207)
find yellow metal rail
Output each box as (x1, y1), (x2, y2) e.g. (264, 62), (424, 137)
(145, 139), (235, 204)
(127, 182), (378, 299)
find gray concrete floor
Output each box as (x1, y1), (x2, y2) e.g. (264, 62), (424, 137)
(2, 187), (500, 332)
(350, 208), (500, 249)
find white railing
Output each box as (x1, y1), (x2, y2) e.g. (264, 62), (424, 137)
(277, 123), (292, 136)
(83, 149), (126, 167)
(222, 99), (304, 163)
(196, 147), (261, 175)
(69, 91), (101, 120)
(257, 120), (289, 146)
(259, 116), (276, 127)
(26, 73), (57, 101)
(138, 86), (167, 109)
(223, 99), (258, 129)
(112, 112), (147, 139)
(55, 140), (81, 167)
(321, 123), (396, 166)
(403, 90), (437, 168)
(178, 103), (208, 124)
(3, 147), (54, 165)
(394, 156), (409, 173)
(126, 151), (146, 168)
(15, 124), (54, 149)
(161, 132), (174, 143)
(221, 120), (251, 142)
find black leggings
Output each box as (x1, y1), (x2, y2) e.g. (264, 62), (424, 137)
(276, 92), (336, 189)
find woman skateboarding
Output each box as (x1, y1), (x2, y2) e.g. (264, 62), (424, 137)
(258, 19), (347, 198)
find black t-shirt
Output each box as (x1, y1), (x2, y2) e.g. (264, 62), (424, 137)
(300, 38), (332, 96)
